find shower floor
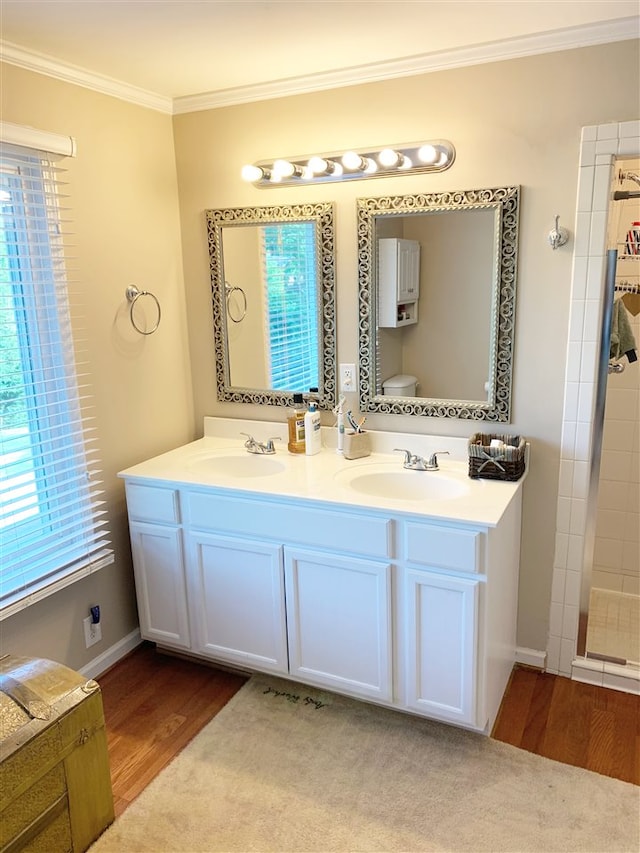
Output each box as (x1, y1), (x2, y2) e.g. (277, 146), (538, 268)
(586, 587), (640, 665)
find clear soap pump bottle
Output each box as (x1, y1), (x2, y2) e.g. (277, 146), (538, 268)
(287, 393), (306, 454)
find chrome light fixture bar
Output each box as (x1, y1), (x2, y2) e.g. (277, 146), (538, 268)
(241, 140), (455, 187)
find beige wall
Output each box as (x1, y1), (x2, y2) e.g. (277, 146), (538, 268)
(173, 40), (639, 653)
(1, 39), (637, 670)
(0, 64), (194, 670)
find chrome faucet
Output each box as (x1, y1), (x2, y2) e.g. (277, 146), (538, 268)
(394, 448), (449, 471)
(241, 433), (281, 455)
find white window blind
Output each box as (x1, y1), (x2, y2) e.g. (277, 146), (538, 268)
(260, 223), (320, 392)
(0, 137), (112, 619)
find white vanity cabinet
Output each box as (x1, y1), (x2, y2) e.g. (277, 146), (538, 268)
(121, 440), (522, 734)
(125, 483), (191, 650)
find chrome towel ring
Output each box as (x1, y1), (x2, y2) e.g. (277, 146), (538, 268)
(126, 285), (161, 335)
(225, 282), (247, 323)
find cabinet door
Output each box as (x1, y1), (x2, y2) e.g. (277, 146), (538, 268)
(285, 548), (392, 701)
(129, 521), (190, 649)
(403, 569), (480, 726)
(396, 239), (420, 302)
(186, 532), (288, 674)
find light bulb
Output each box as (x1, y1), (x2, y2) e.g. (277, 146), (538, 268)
(308, 156), (330, 175)
(417, 144), (438, 164)
(378, 148), (401, 168)
(272, 159), (296, 178)
(341, 150), (367, 171)
(363, 157), (377, 174)
(398, 155), (413, 170)
(241, 164), (268, 182)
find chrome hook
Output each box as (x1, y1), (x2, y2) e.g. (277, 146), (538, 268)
(548, 215), (569, 250)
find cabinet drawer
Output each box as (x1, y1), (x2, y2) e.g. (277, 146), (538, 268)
(404, 522), (483, 573)
(184, 491), (393, 559)
(125, 482), (180, 524)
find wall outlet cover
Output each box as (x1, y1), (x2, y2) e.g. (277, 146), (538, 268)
(83, 615), (102, 648)
(340, 363), (356, 392)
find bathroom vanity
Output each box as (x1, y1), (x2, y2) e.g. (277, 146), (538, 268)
(119, 418), (525, 733)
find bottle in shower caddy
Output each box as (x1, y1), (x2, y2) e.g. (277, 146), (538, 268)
(287, 393), (306, 454)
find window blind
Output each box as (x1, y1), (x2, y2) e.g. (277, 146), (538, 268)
(0, 139), (112, 619)
(260, 223), (320, 392)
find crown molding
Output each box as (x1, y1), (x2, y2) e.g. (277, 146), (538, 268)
(1, 17), (637, 117)
(0, 41), (173, 114)
(174, 18), (639, 114)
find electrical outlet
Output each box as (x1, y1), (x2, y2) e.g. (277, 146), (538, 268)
(83, 615), (102, 648)
(340, 363), (356, 392)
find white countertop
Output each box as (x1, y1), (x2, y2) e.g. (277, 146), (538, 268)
(118, 417), (526, 528)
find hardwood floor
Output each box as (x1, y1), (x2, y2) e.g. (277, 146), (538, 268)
(98, 643), (639, 818)
(492, 665), (639, 786)
(98, 643), (248, 817)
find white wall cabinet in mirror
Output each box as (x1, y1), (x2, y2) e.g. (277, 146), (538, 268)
(378, 238), (420, 328)
(357, 187), (520, 421)
(206, 203), (336, 410)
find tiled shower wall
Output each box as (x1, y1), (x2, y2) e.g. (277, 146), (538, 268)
(548, 120), (640, 688)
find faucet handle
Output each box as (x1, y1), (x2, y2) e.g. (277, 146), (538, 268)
(427, 450), (449, 469)
(241, 432), (256, 448)
(393, 448), (412, 464)
(265, 437), (281, 453)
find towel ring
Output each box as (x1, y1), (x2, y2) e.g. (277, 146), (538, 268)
(126, 285), (161, 335)
(225, 282), (247, 324)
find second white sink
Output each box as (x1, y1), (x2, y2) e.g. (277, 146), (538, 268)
(335, 463), (471, 501)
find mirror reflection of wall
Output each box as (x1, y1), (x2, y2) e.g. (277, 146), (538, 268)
(376, 208), (497, 402)
(222, 226), (268, 389)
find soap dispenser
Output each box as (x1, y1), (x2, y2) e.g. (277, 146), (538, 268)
(287, 393), (306, 454)
(304, 401), (322, 455)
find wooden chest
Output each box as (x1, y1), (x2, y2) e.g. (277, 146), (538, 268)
(0, 655), (114, 852)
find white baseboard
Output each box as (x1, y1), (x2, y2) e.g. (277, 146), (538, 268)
(515, 647), (547, 669)
(79, 628), (142, 679)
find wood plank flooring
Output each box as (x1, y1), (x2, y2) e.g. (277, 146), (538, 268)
(492, 664), (640, 786)
(99, 643), (247, 816)
(98, 643), (639, 818)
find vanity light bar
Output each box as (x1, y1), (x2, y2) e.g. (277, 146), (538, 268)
(241, 140), (455, 187)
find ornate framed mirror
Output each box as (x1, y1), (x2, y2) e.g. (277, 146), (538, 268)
(357, 186), (520, 421)
(206, 203), (336, 409)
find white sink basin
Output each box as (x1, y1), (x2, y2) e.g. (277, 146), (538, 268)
(335, 464), (471, 501)
(187, 453), (286, 478)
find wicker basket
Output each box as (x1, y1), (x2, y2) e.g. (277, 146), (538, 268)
(468, 433), (526, 481)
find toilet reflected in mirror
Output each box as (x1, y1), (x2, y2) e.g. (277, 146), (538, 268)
(382, 374), (418, 398)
